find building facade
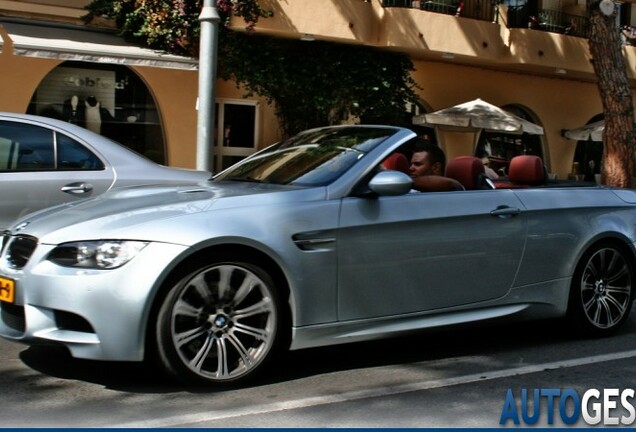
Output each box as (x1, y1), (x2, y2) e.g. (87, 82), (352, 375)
(1, 0), (635, 179)
(0, 0), (279, 172)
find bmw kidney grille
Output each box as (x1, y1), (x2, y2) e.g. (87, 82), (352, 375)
(4, 235), (38, 269)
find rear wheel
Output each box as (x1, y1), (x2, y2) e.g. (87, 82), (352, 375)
(568, 243), (634, 336)
(156, 259), (281, 385)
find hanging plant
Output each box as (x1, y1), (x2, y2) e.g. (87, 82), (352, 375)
(83, 0), (271, 56)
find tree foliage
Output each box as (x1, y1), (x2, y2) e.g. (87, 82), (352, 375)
(84, 0), (420, 137)
(219, 32), (420, 137)
(587, 1), (636, 187)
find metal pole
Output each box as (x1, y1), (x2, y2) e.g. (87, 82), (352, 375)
(196, 0), (220, 173)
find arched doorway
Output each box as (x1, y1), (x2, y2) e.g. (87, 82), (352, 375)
(474, 104), (545, 176)
(27, 61), (166, 164)
(572, 114), (603, 182)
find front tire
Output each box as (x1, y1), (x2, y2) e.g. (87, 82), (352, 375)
(568, 243), (634, 336)
(156, 260), (281, 385)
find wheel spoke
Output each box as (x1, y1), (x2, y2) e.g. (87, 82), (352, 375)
(233, 321), (270, 341)
(174, 325), (208, 347)
(581, 281), (595, 293)
(232, 273), (259, 306)
(215, 337), (230, 378)
(226, 332), (253, 367)
(189, 333), (215, 372)
(234, 298), (273, 320)
(586, 262), (600, 282)
(583, 296), (597, 314)
(597, 297), (618, 326)
(592, 299), (603, 324)
(173, 298), (201, 319)
(191, 275), (212, 302)
(606, 284), (630, 295)
(216, 266), (233, 301)
(604, 295), (628, 319)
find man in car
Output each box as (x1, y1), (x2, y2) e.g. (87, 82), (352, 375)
(409, 141), (464, 192)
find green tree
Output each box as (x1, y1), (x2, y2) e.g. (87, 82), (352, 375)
(84, 0), (420, 137)
(587, 0), (636, 187)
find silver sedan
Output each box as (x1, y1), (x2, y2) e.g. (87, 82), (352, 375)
(0, 112), (211, 231)
(0, 125), (634, 386)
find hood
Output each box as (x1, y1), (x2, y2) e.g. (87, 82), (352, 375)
(10, 181), (316, 243)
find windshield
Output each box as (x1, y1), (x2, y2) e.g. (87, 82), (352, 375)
(215, 126), (396, 187)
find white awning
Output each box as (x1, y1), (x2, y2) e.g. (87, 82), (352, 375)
(0, 22), (198, 70)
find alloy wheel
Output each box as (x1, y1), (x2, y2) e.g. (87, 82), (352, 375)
(163, 262), (278, 383)
(578, 247), (632, 331)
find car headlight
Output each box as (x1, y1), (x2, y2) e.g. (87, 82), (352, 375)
(47, 240), (148, 269)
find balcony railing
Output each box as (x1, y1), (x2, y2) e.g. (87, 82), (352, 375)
(382, 1), (591, 37)
(382, 0), (496, 22)
(513, 8), (589, 38)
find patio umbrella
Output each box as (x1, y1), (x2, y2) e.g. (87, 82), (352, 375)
(562, 120), (604, 142)
(412, 98), (544, 135)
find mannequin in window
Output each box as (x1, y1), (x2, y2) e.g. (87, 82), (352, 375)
(63, 95), (85, 127)
(85, 96), (102, 134)
(84, 96), (115, 136)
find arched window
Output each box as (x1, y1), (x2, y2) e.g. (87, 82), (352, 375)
(27, 61), (166, 164)
(474, 104), (544, 176)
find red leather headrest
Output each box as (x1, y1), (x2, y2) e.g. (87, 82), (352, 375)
(382, 153), (410, 174)
(445, 156), (484, 190)
(508, 155), (545, 185)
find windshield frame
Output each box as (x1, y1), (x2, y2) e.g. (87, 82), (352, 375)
(214, 126), (400, 187)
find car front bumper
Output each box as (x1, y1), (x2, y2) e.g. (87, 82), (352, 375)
(0, 241), (188, 361)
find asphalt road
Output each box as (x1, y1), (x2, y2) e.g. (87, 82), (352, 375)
(1, 314), (635, 428)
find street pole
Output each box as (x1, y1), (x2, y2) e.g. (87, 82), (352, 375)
(196, 0), (220, 173)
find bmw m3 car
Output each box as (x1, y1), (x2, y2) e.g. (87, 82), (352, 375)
(0, 125), (634, 385)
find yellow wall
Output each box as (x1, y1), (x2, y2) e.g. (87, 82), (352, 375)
(132, 67), (199, 169)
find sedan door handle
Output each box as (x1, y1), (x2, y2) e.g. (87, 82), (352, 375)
(61, 182), (94, 195)
(490, 205), (521, 218)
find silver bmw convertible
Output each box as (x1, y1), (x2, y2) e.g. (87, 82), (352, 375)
(0, 125), (634, 386)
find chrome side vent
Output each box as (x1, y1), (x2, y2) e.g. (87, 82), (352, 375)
(5, 235), (38, 269)
(292, 231), (336, 252)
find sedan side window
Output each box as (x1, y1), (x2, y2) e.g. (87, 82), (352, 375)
(57, 134), (104, 170)
(0, 121), (54, 171)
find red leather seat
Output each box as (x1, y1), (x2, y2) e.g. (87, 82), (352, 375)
(508, 155), (546, 186)
(381, 153), (410, 174)
(445, 156), (486, 190)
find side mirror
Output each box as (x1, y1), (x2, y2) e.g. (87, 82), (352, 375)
(368, 170), (413, 196)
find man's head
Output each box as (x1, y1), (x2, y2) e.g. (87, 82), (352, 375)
(409, 142), (446, 177)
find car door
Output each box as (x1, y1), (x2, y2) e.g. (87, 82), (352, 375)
(337, 189), (528, 321)
(0, 120), (114, 230)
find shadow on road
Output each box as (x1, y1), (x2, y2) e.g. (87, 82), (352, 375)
(18, 316), (633, 394)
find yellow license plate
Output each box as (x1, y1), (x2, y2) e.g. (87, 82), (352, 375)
(0, 276), (15, 304)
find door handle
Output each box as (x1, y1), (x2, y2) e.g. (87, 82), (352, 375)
(490, 205), (521, 218)
(61, 182), (94, 194)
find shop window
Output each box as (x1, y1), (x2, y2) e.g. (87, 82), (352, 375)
(572, 114), (603, 182)
(214, 100), (259, 172)
(28, 61), (166, 164)
(474, 105), (544, 176)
